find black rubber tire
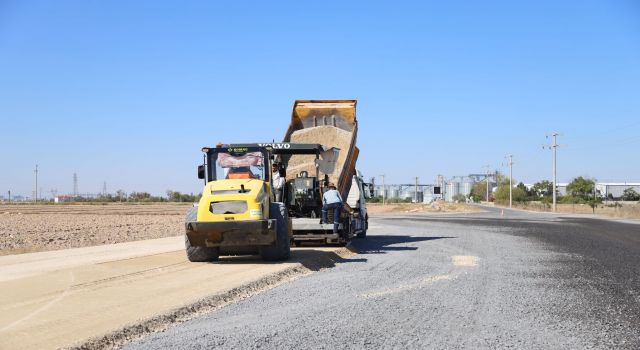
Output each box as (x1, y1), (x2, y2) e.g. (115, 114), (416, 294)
(260, 203), (291, 261)
(356, 215), (368, 238)
(184, 207), (219, 262)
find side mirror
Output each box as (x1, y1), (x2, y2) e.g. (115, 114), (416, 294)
(197, 165), (205, 180)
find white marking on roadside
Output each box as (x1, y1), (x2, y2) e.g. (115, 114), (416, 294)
(0, 272), (75, 333)
(359, 274), (454, 299)
(451, 255), (479, 267)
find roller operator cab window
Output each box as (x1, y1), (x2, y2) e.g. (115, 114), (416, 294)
(214, 151), (266, 181)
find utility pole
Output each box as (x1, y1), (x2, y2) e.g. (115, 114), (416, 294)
(486, 173), (490, 203)
(380, 174), (386, 205)
(73, 173), (78, 197)
(544, 133), (560, 212)
(483, 165), (491, 203)
(506, 155), (513, 208)
(415, 177), (419, 203)
(7, 190), (10, 202)
(34, 164), (38, 203)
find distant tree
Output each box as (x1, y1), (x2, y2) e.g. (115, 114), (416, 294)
(470, 182), (490, 202)
(517, 182), (538, 200)
(96, 194), (115, 202)
(622, 188), (640, 201)
(166, 190), (201, 203)
(367, 196), (383, 203)
(532, 180), (553, 198)
(166, 190), (183, 202)
(116, 190), (126, 202)
(128, 192), (151, 201)
(494, 184), (527, 203)
(495, 172), (510, 186)
(516, 182), (526, 191)
(566, 176), (595, 200)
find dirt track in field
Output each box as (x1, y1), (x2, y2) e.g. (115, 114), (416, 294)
(0, 204), (192, 255)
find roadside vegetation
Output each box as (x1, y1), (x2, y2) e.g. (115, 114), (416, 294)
(6, 190), (202, 204)
(367, 196), (413, 204)
(466, 173), (640, 217)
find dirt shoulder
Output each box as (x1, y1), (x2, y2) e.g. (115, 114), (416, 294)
(0, 203), (192, 256)
(367, 202), (482, 216)
(494, 201), (640, 220)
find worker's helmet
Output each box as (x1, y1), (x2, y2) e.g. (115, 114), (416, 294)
(328, 182), (336, 189)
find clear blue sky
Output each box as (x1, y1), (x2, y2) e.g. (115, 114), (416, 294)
(1, 0), (639, 197)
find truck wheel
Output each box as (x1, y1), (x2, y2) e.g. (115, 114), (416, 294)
(184, 207), (219, 262)
(260, 203), (291, 261)
(356, 215), (368, 238)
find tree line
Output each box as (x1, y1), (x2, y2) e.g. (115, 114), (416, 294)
(468, 174), (640, 205)
(64, 190), (202, 203)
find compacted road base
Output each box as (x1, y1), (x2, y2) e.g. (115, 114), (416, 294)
(126, 208), (640, 349)
(0, 237), (352, 350)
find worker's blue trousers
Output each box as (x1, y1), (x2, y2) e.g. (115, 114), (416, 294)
(322, 202), (342, 233)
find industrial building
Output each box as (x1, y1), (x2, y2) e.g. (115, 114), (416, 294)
(372, 173), (498, 203)
(374, 176), (640, 203)
(596, 183), (640, 199)
(374, 185), (434, 203)
(554, 182), (640, 199)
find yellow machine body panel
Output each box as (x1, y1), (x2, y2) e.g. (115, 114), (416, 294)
(197, 179), (270, 223)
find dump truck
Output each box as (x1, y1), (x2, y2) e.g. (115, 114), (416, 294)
(278, 100), (371, 245)
(184, 100), (370, 262)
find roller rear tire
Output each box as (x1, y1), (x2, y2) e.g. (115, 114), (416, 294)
(184, 207), (219, 262)
(260, 203), (291, 261)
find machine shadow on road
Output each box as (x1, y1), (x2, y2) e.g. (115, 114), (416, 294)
(351, 235), (454, 254)
(212, 247), (367, 272)
(297, 248), (368, 272)
(208, 234), (453, 269)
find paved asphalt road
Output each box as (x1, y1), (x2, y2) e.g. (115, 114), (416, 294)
(125, 208), (640, 349)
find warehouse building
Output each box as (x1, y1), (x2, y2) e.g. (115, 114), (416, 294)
(596, 183), (640, 199)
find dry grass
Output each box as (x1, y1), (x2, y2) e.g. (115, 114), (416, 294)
(367, 202), (482, 215)
(501, 202), (640, 220)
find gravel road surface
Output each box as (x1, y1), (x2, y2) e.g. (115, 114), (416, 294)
(125, 208), (640, 349)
